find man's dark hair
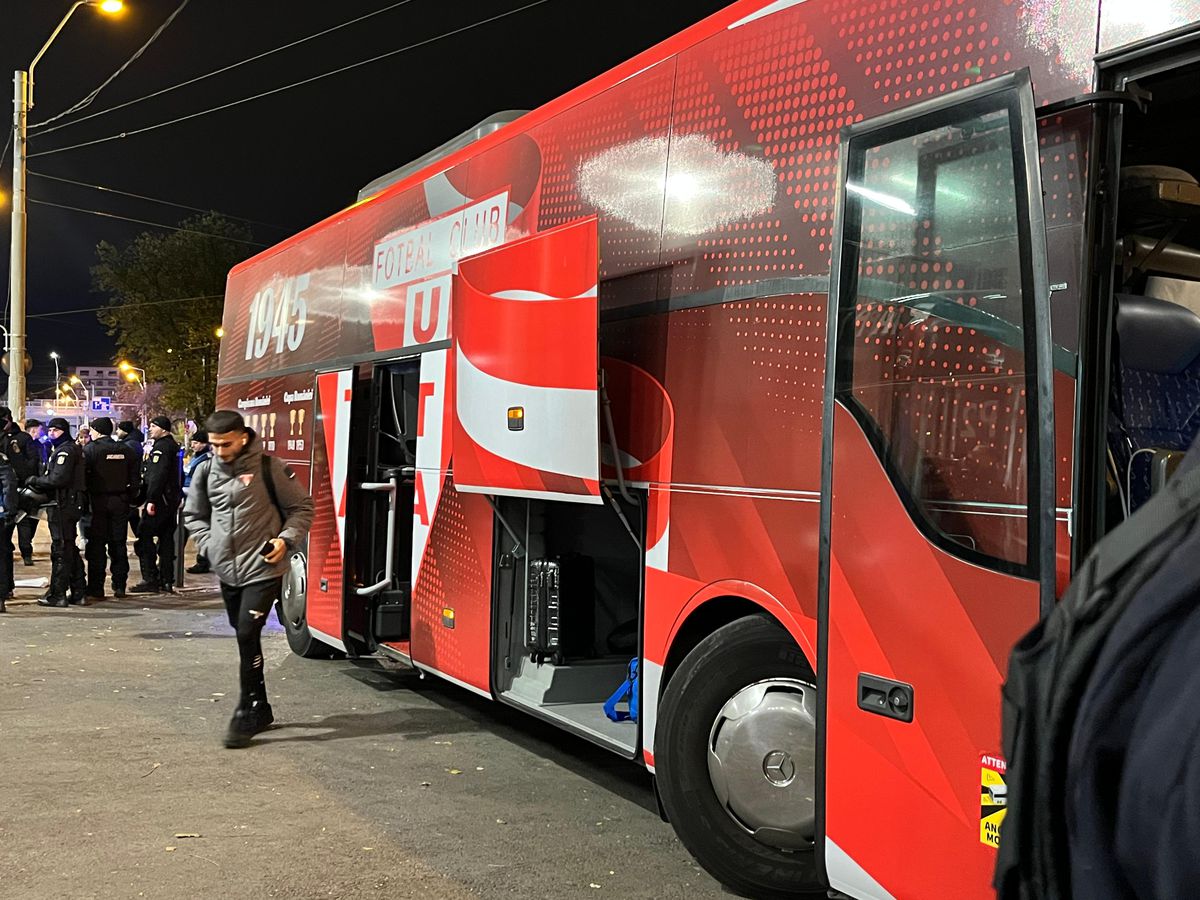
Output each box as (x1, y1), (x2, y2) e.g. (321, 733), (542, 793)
(24, 418), (41, 429)
(205, 410), (246, 434)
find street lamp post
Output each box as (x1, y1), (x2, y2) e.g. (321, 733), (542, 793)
(8, 0), (124, 421)
(49, 351), (60, 391)
(120, 361), (147, 432)
(69, 374), (91, 425)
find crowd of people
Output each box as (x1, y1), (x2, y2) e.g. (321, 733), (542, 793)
(2, 407), (315, 749)
(0, 410), (207, 612)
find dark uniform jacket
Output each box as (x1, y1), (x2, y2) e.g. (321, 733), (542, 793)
(3, 422), (41, 483)
(30, 437), (85, 512)
(143, 434), (182, 510)
(123, 428), (145, 457)
(84, 435), (141, 500)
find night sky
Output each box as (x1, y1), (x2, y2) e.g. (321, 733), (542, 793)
(1, 0), (729, 393)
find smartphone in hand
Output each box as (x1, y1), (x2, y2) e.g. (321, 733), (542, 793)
(260, 540), (276, 558)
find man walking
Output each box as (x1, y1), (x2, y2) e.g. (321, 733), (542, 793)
(82, 417), (141, 602)
(184, 410), (313, 748)
(29, 418), (86, 607)
(17, 418), (49, 565)
(132, 417), (181, 594)
(183, 431), (212, 574)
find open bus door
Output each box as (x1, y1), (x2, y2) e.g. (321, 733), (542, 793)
(817, 70), (1056, 899)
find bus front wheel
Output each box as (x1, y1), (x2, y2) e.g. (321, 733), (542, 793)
(657, 614), (824, 898)
(278, 552), (340, 660)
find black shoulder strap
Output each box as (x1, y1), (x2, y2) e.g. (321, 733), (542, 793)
(261, 454), (285, 523)
(1095, 462), (1200, 584)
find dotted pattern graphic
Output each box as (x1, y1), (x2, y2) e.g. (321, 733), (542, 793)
(411, 480), (490, 684)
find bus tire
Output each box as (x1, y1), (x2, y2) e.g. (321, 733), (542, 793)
(278, 552), (340, 660)
(657, 614), (823, 898)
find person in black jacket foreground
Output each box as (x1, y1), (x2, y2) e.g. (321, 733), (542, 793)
(131, 416), (181, 594)
(30, 418), (87, 607)
(83, 417), (142, 602)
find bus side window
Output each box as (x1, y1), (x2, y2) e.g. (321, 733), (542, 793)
(836, 98), (1040, 570)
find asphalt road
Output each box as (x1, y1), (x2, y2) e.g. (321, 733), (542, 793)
(0, 552), (729, 900)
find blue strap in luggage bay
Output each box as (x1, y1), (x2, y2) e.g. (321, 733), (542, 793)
(603, 658), (639, 723)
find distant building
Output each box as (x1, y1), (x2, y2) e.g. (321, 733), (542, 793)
(68, 365), (123, 397)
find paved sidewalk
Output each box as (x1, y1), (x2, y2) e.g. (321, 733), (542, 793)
(7, 517), (218, 609)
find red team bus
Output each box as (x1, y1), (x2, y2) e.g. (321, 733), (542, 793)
(215, 0), (1200, 896)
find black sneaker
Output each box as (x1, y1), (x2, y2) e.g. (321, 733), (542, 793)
(113, 586), (127, 599)
(37, 595), (69, 608)
(68, 595), (87, 606)
(129, 582), (161, 594)
(21, 557), (34, 567)
(223, 703), (275, 749)
(186, 564), (211, 575)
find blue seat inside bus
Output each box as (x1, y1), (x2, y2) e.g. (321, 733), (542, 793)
(1111, 293), (1200, 512)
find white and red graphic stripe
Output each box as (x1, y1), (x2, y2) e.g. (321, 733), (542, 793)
(452, 217), (601, 504)
(411, 348), (454, 587)
(317, 369), (354, 549)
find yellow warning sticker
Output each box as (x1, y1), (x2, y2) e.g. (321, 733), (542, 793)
(980, 754), (1007, 847)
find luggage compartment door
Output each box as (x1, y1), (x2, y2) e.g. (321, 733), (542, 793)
(817, 70), (1055, 899)
(452, 216), (602, 504)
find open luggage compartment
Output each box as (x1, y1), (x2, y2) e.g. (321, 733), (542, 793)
(492, 493), (644, 756)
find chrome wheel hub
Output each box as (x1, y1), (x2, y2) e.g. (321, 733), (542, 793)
(707, 678), (817, 850)
(279, 552), (308, 628)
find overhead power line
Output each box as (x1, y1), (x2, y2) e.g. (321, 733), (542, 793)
(29, 293), (223, 320)
(28, 197), (268, 246)
(31, 0), (191, 130)
(28, 170), (289, 231)
(28, 0), (419, 138)
(30, 0), (554, 159)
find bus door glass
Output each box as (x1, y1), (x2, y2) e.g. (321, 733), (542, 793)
(451, 216), (601, 504)
(818, 70), (1054, 900)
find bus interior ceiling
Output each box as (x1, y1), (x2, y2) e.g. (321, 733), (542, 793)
(493, 492), (644, 755)
(1106, 59), (1200, 527)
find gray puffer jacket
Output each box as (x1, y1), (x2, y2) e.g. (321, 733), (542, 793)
(183, 433), (314, 587)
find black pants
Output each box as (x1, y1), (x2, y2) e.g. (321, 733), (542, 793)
(47, 506), (85, 600)
(86, 494), (131, 595)
(17, 515), (37, 561)
(128, 506), (140, 541)
(182, 523), (209, 570)
(135, 507), (177, 587)
(221, 579), (280, 708)
(0, 518), (15, 596)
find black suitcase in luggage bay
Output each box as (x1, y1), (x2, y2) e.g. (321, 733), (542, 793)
(527, 556), (595, 664)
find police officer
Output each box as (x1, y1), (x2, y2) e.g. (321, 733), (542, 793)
(132, 416), (181, 594)
(83, 417), (141, 602)
(17, 418), (49, 565)
(115, 420), (145, 539)
(0, 407), (40, 585)
(0, 446), (19, 613)
(30, 418), (86, 607)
